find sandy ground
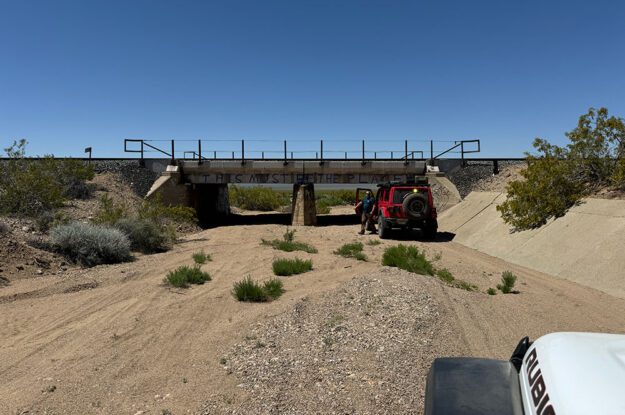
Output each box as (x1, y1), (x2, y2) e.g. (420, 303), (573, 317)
(2, 209), (625, 414)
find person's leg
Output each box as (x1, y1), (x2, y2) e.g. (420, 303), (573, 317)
(359, 213), (366, 234)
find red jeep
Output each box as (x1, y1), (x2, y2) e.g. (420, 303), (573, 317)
(356, 178), (438, 239)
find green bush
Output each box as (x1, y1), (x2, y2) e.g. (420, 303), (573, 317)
(232, 277), (285, 302)
(232, 277), (268, 302)
(263, 278), (285, 299)
(229, 185), (290, 211)
(382, 245), (434, 275)
(115, 217), (170, 253)
(138, 194), (197, 224)
(192, 250), (211, 264)
(0, 140), (94, 217)
(165, 265), (211, 288)
(50, 222), (131, 267)
(498, 108), (625, 230)
(497, 271), (517, 294)
(93, 194), (128, 226)
(366, 239), (382, 246)
(435, 268), (454, 283)
(487, 288), (497, 295)
(272, 258), (313, 276)
(334, 242), (367, 261)
(451, 280), (478, 291)
(261, 229), (317, 253)
(36, 210), (69, 233)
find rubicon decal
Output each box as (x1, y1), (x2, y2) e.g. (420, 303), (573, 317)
(525, 349), (556, 415)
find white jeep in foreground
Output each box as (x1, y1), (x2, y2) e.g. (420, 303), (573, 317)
(424, 332), (625, 415)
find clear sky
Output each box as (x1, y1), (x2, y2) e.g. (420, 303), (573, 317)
(1, 0), (624, 158)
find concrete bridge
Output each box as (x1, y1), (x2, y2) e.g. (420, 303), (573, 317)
(147, 159), (460, 226)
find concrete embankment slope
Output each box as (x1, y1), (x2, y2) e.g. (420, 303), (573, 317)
(439, 191), (625, 298)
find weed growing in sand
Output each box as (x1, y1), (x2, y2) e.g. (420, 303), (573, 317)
(334, 242), (367, 261)
(165, 265), (211, 288)
(487, 287), (497, 295)
(263, 278), (285, 299)
(261, 228), (318, 254)
(192, 250), (211, 264)
(435, 268), (454, 283)
(382, 245), (434, 275)
(272, 258), (313, 276)
(232, 276), (284, 302)
(497, 271), (517, 294)
(382, 245), (477, 291)
(366, 239), (382, 246)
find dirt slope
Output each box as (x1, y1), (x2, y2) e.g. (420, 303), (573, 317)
(2, 219), (625, 414)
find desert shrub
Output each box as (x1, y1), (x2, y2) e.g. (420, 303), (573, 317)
(334, 242), (367, 261)
(0, 140), (94, 217)
(497, 271), (517, 294)
(50, 222), (131, 267)
(192, 250), (211, 264)
(498, 108), (625, 230)
(263, 278), (285, 299)
(316, 190), (357, 205)
(283, 228), (296, 242)
(232, 277), (268, 302)
(138, 194), (197, 224)
(451, 280), (478, 291)
(315, 200), (331, 214)
(36, 210), (69, 233)
(487, 288), (497, 295)
(435, 268), (454, 283)
(261, 229), (317, 253)
(164, 265), (211, 288)
(93, 194), (128, 225)
(272, 258), (313, 276)
(229, 185), (290, 211)
(115, 217), (170, 253)
(366, 239), (382, 246)
(382, 244), (434, 275)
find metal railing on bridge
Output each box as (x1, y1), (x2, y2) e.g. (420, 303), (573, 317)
(124, 138), (480, 166)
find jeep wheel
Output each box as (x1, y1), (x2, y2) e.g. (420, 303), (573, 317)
(378, 215), (390, 239)
(402, 193), (430, 220)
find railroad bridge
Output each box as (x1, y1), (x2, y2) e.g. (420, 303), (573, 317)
(129, 139), (477, 225)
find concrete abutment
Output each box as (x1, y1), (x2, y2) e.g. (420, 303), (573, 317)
(291, 184), (317, 226)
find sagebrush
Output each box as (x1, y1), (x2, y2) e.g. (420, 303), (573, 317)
(382, 245), (434, 275)
(50, 222), (131, 267)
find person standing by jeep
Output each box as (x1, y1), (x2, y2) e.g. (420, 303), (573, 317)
(357, 190), (377, 235)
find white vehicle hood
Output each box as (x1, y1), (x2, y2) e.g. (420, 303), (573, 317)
(520, 332), (625, 415)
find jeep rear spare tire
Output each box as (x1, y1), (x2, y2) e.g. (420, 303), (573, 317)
(402, 192), (429, 220)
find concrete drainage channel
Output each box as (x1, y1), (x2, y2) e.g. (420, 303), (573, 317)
(439, 191), (625, 299)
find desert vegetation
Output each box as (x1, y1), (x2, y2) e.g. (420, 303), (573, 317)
(382, 245), (476, 291)
(192, 250), (211, 264)
(272, 258), (313, 276)
(498, 107), (625, 230)
(164, 265), (211, 288)
(261, 228), (318, 253)
(497, 271), (517, 294)
(50, 222), (132, 267)
(0, 140), (94, 217)
(229, 185), (290, 211)
(232, 276), (285, 302)
(334, 242), (367, 261)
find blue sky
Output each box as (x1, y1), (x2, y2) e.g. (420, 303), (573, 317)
(1, 0), (624, 158)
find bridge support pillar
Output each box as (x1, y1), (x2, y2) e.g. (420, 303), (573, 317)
(291, 184), (317, 226)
